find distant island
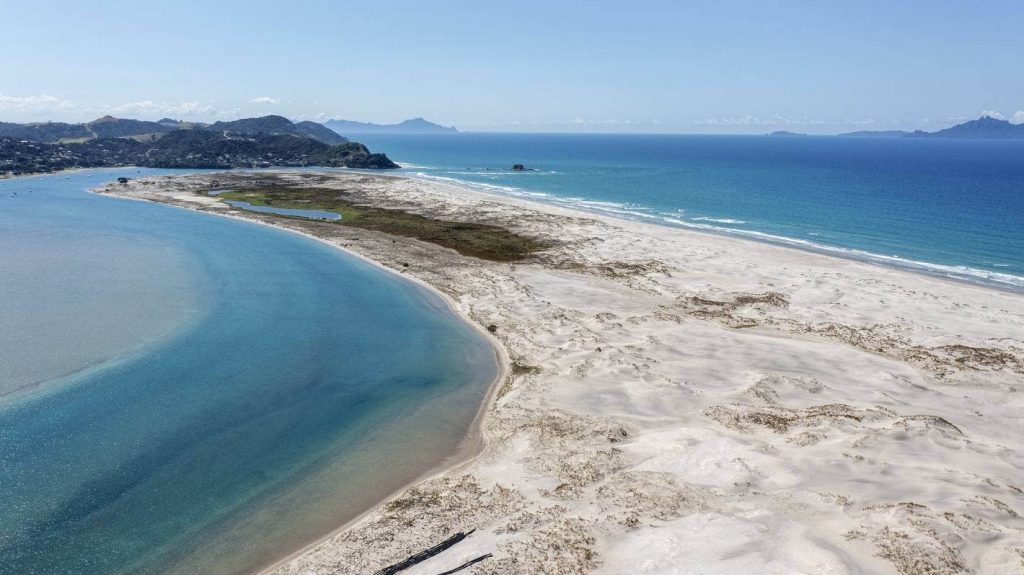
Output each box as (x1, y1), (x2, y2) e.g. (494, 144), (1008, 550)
(323, 117), (457, 135)
(0, 115), (398, 176)
(766, 131), (807, 137)
(839, 116), (1024, 139)
(837, 130), (911, 138)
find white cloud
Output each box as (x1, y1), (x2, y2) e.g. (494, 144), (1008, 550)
(110, 100), (214, 117)
(695, 114), (791, 126)
(0, 93), (76, 112)
(980, 109), (1005, 120)
(166, 101), (214, 115)
(1013, 111), (1024, 124)
(250, 96), (279, 104)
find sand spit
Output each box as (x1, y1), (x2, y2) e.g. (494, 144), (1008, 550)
(97, 172), (1024, 575)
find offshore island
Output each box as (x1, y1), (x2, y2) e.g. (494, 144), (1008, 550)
(95, 169), (1024, 574)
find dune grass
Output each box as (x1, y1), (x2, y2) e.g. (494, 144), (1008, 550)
(215, 188), (547, 262)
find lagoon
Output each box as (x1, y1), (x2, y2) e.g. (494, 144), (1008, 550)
(0, 169), (497, 574)
(221, 198), (343, 220)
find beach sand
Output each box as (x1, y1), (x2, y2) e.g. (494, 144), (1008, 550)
(98, 171), (1024, 575)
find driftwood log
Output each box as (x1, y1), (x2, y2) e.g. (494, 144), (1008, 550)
(435, 553), (493, 574)
(371, 530), (488, 575)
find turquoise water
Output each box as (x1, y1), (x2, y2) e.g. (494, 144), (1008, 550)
(350, 133), (1024, 291)
(221, 199), (342, 220)
(0, 170), (497, 574)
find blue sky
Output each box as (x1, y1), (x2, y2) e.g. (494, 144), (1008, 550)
(2, 0), (1022, 133)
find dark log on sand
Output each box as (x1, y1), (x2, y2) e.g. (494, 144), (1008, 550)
(435, 553), (493, 574)
(372, 530), (479, 575)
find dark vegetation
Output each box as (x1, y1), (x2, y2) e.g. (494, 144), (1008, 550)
(209, 115), (349, 145)
(215, 187), (547, 262)
(87, 115), (178, 139)
(140, 130), (394, 169)
(0, 115), (397, 175)
(0, 121), (92, 142)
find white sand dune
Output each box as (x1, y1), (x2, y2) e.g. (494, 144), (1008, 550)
(100, 172), (1024, 575)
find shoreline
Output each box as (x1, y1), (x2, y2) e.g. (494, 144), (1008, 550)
(86, 182), (510, 575)
(395, 170), (1024, 295)
(0, 165), (143, 181)
(390, 168), (1024, 298)
(97, 171), (1024, 574)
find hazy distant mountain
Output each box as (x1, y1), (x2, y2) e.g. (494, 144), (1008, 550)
(914, 116), (1024, 139)
(837, 130), (911, 138)
(766, 130), (806, 137)
(839, 117), (1024, 139)
(324, 117), (457, 135)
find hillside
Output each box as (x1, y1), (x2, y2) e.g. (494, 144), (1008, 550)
(0, 121), (93, 143)
(0, 116), (398, 175)
(141, 130), (383, 168)
(324, 117), (457, 135)
(294, 121), (350, 145)
(201, 115), (350, 144)
(0, 115), (347, 145)
(86, 115), (179, 139)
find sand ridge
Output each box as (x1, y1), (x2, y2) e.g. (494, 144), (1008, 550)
(98, 171), (1024, 575)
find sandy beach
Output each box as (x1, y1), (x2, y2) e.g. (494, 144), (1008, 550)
(97, 171), (1024, 575)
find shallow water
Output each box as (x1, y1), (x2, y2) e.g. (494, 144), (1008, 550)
(222, 199), (342, 220)
(0, 170), (497, 574)
(350, 133), (1024, 291)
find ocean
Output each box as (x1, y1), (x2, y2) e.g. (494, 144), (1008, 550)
(352, 133), (1024, 291)
(0, 170), (497, 574)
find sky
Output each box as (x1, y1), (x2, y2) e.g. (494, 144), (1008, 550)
(1, 0), (1022, 134)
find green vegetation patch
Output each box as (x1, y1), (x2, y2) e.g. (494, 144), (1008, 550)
(215, 188), (548, 262)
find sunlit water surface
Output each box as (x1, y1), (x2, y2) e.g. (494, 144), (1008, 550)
(0, 169), (497, 574)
